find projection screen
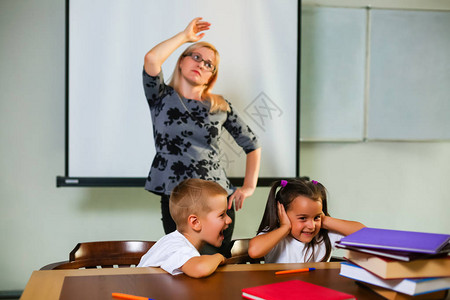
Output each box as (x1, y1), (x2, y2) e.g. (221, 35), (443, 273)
(60, 0), (299, 186)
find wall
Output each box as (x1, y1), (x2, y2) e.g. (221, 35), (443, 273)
(0, 0), (449, 292)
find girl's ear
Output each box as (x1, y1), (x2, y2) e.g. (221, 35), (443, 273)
(187, 214), (202, 232)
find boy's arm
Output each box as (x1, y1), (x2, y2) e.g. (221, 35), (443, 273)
(180, 253), (225, 278)
(321, 215), (365, 236)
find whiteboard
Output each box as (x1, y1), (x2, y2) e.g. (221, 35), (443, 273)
(67, 0), (299, 183)
(300, 6), (366, 141)
(368, 9), (450, 140)
(300, 6), (450, 142)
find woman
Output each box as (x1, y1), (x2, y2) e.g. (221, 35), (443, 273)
(142, 17), (261, 256)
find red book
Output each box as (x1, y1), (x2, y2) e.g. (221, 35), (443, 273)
(242, 280), (356, 300)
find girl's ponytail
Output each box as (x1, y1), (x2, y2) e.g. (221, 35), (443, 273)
(256, 180), (284, 234)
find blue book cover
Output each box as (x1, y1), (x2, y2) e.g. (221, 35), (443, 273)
(339, 228), (450, 254)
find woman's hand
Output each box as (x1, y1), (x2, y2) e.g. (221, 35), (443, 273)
(229, 148), (261, 211)
(228, 186), (255, 211)
(183, 17), (211, 43)
(143, 17), (210, 77)
(277, 202), (291, 231)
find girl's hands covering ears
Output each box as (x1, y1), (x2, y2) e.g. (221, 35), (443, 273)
(277, 202), (291, 230)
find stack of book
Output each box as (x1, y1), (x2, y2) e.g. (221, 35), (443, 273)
(337, 227), (450, 299)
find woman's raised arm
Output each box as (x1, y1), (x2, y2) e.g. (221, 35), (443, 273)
(144, 17), (211, 76)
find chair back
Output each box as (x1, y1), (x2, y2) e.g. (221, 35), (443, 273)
(227, 238), (264, 264)
(41, 240), (155, 270)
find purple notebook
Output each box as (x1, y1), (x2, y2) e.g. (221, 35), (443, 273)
(339, 228), (450, 254)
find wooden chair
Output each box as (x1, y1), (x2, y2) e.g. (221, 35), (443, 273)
(41, 238), (265, 269)
(226, 238), (264, 264)
(40, 240), (155, 270)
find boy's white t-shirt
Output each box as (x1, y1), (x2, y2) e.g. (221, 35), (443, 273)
(137, 230), (200, 275)
(263, 231), (344, 263)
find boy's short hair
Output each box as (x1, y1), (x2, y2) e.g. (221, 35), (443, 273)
(169, 179), (228, 231)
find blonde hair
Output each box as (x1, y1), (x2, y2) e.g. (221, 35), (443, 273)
(169, 42), (230, 113)
(169, 178), (228, 232)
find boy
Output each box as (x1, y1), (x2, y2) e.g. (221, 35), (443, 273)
(137, 178), (232, 278)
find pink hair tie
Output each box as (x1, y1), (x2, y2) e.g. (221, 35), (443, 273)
(280, 180), (288, 187)
(312, 180), (318, 185)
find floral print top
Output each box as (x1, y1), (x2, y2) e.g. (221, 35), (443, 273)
(143, 70), (260, 196)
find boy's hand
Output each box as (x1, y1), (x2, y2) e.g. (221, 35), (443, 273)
(181, 253), (226, 278)
(217, 253), (226, 265)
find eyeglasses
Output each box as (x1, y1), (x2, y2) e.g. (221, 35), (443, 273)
(184, 52), (216, 73)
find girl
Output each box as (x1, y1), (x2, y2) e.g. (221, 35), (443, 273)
(248, 178), (365, 263)
(142, 17), (261, 256)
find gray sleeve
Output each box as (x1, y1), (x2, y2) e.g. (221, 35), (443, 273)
(142, 69), (166, 106)
(223, 100), (260, 154)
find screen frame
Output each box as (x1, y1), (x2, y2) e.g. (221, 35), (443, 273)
(58, 0), (300, 187)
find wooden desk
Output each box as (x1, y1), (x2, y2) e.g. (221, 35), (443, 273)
(21, 262), (385, 299)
